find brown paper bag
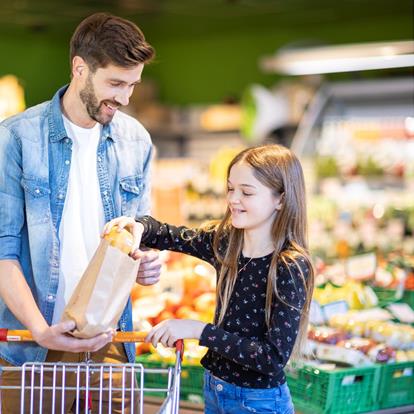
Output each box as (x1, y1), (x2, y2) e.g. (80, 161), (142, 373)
(62, 237), (140, 338)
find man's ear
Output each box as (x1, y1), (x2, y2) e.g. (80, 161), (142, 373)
(72, 56), (87, 78)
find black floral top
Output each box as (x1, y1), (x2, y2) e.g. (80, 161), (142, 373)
(138, 216), (309, 389)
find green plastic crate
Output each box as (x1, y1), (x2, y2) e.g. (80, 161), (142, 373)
(377, 361), (414, 409)
(135, 354), (204, 403)
(373, 286), (402, 307)
(402, 290), (414, 309)
(286, 364), (381, 414)
(373, 287), (414, 308)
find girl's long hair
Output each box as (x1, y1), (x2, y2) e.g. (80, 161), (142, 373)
(203, 145), (314, 359)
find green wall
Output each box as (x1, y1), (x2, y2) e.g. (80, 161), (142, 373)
(0, 30), (70, 108)
(0, 2), (412, 107)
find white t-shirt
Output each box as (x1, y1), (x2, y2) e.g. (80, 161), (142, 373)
(52, 116), (105, 324)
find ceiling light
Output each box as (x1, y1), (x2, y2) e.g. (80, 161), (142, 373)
(261, 40), (414, 75)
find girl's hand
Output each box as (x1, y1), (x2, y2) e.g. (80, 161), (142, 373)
(103, 216), (162, 286)
(145, 319), (207, 348)
(103, 216), (144, 253)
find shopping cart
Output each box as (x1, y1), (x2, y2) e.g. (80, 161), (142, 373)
(0, 329), (183, 414)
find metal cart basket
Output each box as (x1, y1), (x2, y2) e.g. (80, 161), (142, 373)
(0, 329), (183, 414)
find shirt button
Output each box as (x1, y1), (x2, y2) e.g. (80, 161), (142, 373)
(65, 160), (70, 165)
(58, 193), (64, 200)
(47, 295), (55, 301)
(216, 384), (223, 391)
(65, 138), (70, 144)
(35, 188), (40, 194)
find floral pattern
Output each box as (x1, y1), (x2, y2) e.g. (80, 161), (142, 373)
(139, 216), (309, 389)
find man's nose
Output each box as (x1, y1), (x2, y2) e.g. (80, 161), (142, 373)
(115, 90), (130, 106)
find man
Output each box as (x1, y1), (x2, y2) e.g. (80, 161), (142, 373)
(0, 12), (161, 412)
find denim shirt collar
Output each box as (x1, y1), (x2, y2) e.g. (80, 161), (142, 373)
(48, 84), (115, 143)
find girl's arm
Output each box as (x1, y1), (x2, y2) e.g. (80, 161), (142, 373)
(103, 215), (217, 265)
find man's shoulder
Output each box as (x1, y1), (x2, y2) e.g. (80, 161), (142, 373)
(0, 101), (50, 142)
(110, 110), (151, 144)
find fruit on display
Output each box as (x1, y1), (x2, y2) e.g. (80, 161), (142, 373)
(145, 339), (207, 366)
(373, 255), (414, 290)
(308, 319), (414, 365)
(317, 117), (414, 180)
(131, 252), (216, 363)
(308, 326), (349, 345)
(313, 281), (378, 309)
(308, 198), (414, 261)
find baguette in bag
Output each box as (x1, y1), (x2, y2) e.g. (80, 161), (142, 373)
(62, 226), (140, 338)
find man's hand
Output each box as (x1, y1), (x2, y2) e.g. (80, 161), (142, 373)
(132, 249), (162, 286)
(145, 319), (206, 348)
(32, 320), (114, 353)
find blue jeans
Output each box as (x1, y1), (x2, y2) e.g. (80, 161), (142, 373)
(203, 371), (295, 414)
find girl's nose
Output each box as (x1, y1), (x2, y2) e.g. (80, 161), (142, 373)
(228, 192), (240, 204)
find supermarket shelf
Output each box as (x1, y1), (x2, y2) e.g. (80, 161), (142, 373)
(291, 77), (414, 156)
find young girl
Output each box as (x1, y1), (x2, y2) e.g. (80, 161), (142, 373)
(104, 145), (314, 414)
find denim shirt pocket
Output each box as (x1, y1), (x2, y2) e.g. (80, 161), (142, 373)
(21, 176), (51, 225)
(119, 175), (143, 217)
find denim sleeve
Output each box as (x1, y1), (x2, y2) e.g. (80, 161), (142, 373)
(134, 141), (153, 218)
(0, 125), (24, 260)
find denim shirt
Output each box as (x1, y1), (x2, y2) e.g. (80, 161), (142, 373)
(0, 85), (153, 365)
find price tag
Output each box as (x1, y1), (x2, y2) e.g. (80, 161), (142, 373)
(310, 300), (325, 325)
(346, 253), (376, 280)
(387, 303), (414, 324)
(322, 300), (349, 322)
(341, 375), (356, 385)
(402, 368), (413, 377)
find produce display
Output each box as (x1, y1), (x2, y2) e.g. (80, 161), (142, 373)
(135, 107), (414, 411)
(308, 197), (414, 260)
(131, 252), (215, 362)
(316, 117), (414, 182)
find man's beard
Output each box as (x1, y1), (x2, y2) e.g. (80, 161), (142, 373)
(79, 74), (116, 125)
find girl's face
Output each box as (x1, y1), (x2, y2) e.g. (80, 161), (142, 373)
(227, 162), (282, 233)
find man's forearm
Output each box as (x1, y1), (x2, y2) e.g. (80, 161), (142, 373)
(0, 260), (48, 335)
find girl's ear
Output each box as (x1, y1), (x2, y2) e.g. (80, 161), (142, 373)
(275, 193), (284, 211)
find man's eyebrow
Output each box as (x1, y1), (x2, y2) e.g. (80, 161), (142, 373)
(108, 78), (141, 85)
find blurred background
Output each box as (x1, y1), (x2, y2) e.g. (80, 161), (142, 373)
(1, 2), (414, 413)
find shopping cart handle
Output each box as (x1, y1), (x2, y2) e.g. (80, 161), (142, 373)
(0, 329), (149, 343)
(0, 328), (33, 342)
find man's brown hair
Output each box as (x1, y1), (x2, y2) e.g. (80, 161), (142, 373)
(70, 13), (155, 71)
